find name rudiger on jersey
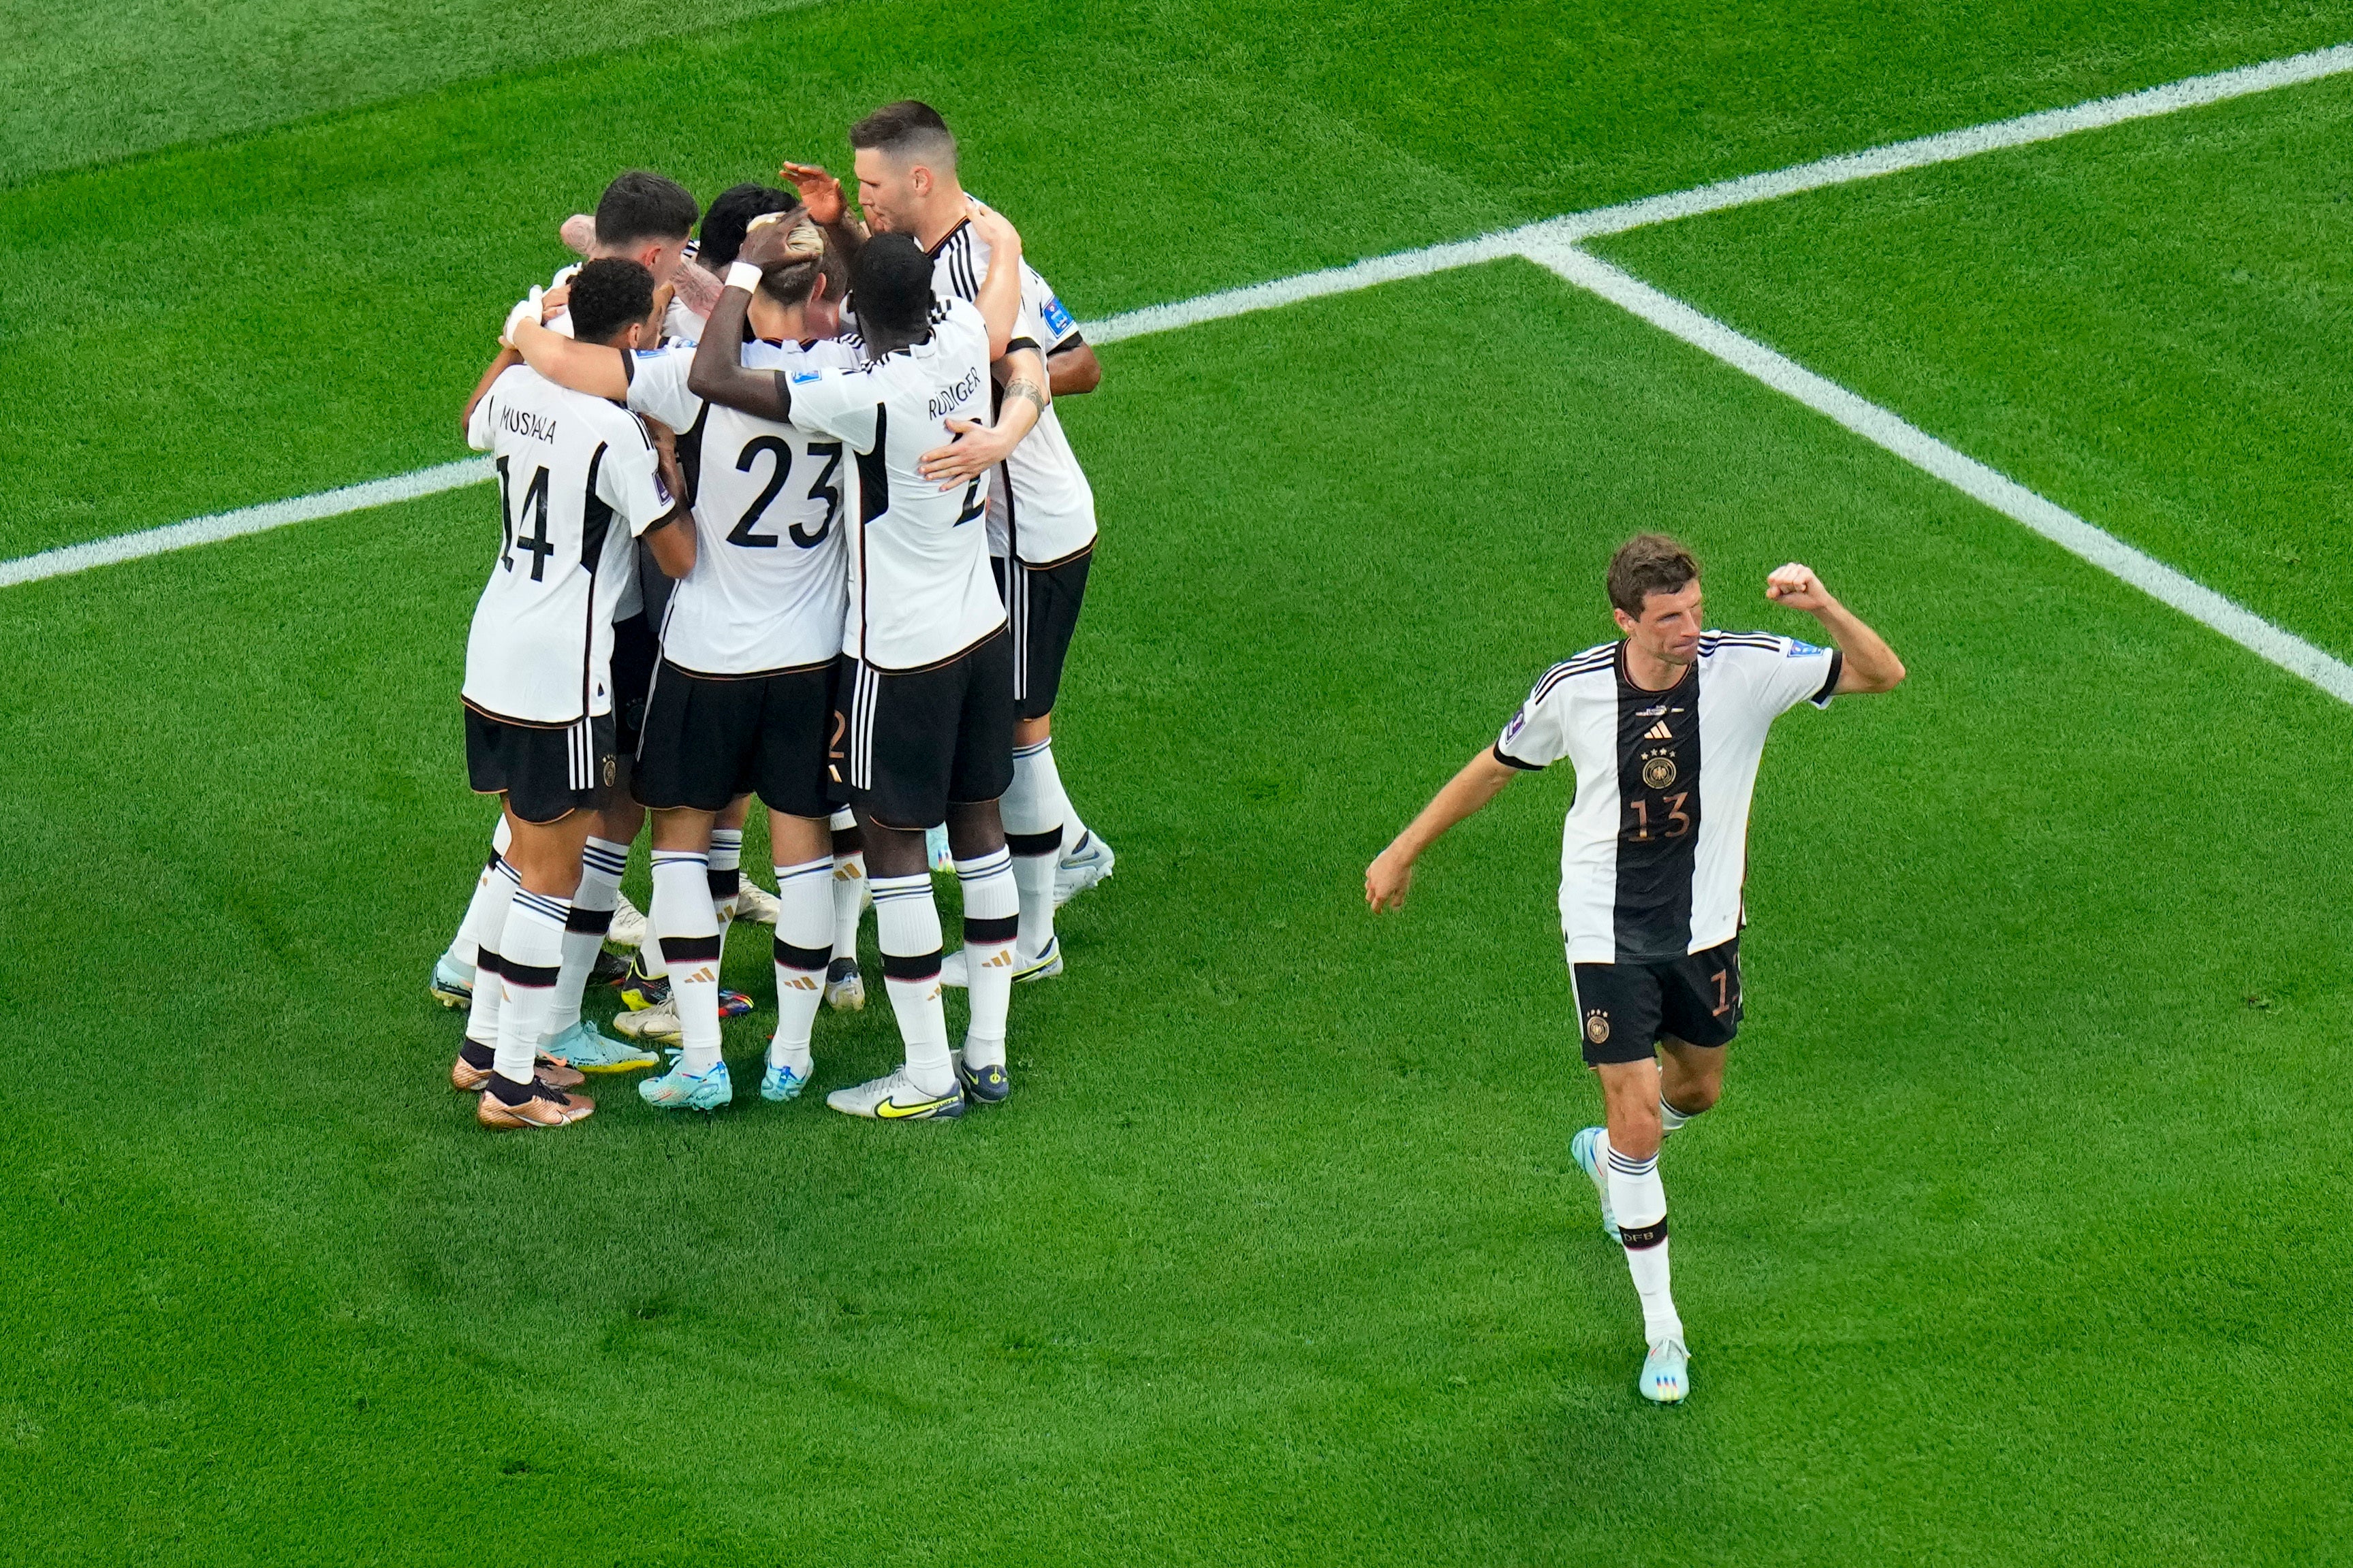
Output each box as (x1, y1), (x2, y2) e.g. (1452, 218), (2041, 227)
(929, 368), (983, 422)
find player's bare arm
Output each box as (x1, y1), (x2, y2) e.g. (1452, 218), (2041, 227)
(642, 421), (695, 579)
(1364, 747), (1525, 912)
(505, 312), (632, 401)
(969, 202), (1026, 360)
(1763, 563), (1906, 694)
(1049, 341), (1103, 396)
(778, 161), (868, 260)
(686, 264), (793, 422)
(460, 346), (519, 436)
(915, 347), (1047, 487)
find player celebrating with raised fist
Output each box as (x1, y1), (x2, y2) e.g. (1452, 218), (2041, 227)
(1365, 535), (1904, 1403)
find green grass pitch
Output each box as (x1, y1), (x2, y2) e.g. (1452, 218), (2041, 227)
(3, 4), (2352, 1563)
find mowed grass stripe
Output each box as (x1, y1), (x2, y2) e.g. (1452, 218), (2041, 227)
(3, 263), (2347, 1565)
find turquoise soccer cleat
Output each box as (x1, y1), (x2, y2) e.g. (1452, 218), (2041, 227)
(1570, 1125), (1621, 1242)
(759, 1058), (809, 1102)
(543, 1019), (658, 1073)
(428, 955), (474, 1008)
(1639, 1339), (1690, 1405)
(638, 1057), (733, 1111)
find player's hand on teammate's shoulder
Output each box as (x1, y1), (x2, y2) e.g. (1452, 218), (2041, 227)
(1763, 562), (1831, 612)
(917, 417), (1012, 488)
(1365, 847), (1413, 914)
(778, 161), (847, 226)
(501, 287), (545, 348)
(967, 198), (1021, 256)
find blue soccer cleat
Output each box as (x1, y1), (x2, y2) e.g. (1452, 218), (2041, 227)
(638, 1057), (733, 1111)
(953, 1049), (1009, 1105)
(543, 1019), (658, 1074)
(1570, 1125), (1620, 1242)
(760, 1057), (810, 1102)
(1639, 1339), (1690, 1405)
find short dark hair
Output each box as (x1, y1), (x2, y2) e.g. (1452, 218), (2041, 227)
(1607, 533), (1702, 617)
(851, 232), (934, 338)
(699, 182), (798, 269)
(756, 254), (825, 309)
(848, 100), (958, 169)
(567, 257), (656, 345)
(594, 171), (699, 249)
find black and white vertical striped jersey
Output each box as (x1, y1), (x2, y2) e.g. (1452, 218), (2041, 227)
(1494, 633), (1844, 963)
(620, 338), (861, 675)
(462, 364), (676, 725)
(926, 221), (1099, 567)
(783, 295), (1006, 671)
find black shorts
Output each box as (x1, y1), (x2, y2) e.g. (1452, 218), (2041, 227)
(464, 705), (616, 825)
(835, 630), (1015, 829)
(633, 659), (836, 818)
(993, 549), (1090, 721)
(1568, 938), (1742, 1066)
(610, 612), (659, 754)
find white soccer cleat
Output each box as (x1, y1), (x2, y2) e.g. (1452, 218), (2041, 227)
(732, 878), (780, 925)
(824, 957), (866, 1011)
(823, 1068), (964, 1121)
(938, 937), (1062, 989)
(1639, 1339), (1691, 1404)
(610, 995), (681, 1044)
(607, 893), (648, 950)
(1054, 831), (1114, 908)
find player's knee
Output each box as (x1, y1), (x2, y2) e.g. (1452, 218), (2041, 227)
(1607, 1102), (1662, 1160)
(1671, 1078), (1721, 1115)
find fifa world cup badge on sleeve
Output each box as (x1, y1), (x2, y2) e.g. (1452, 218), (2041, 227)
(1043, 294), (1075, 337)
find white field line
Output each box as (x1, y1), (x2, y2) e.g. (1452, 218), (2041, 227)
(1525, 242), (2353, 703)
(6, 39), (2351, 601)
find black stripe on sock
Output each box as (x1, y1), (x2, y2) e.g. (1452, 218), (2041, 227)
(501, 959), (562, 989)
(484, 850), (504, 871)
(708, 869), (742, 900)
(1619, 1218), (1669, 1251)
(475, 948), (504, 977)
(882, 948), (944, 981)
(773, 937), (831, 972)
(565, 905), (615, 935)
(962, 914), (1019, 945)
(662, 934), (724, 963)
(1006, 829), (1064, 858)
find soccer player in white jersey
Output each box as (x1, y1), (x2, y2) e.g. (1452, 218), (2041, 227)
(435, 172), (702, 1013)
(1364, 534), (1905, 1401)
(691, 212), (1045, 1119)
(784, 104), (1118, 915)
(508, 216), (859, 1110)
(455, 259), (692, 1130)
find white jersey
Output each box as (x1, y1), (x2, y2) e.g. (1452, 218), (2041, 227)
(785, 296), (1006, 671)
(462, 364), (676, 725)
(1494, 633), (1844, 963)
(985, 263), (1096, 565)
(620, 338), (860, 675)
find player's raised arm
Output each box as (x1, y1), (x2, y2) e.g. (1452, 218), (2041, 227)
(1365, 747), (1525, 912)
(1763, 564), (1906, 694)
(778, 161), (868, 263)
(968, 202), (1026, 362)
(686, 223), (802, 422)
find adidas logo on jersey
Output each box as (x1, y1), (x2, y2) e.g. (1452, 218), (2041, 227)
(1644, 721), (1674, 740)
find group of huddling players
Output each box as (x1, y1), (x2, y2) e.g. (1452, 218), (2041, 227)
(429, 101), (1111, 1130)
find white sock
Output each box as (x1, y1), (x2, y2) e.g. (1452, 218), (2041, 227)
(462, 858), (520, 1047)
(708, 826), (743, 953)
(955, 848), (1018, 1070)
(768, 857), (832, 1073)
(871, 871), (952, 1095)
(652, 850), (723, 1074)
(493, 889), (568, 1085)
(443, 838), (508, 979)
(1002, 739), (1062, 961)
(830, 809), (866, 961)
(1607, 1141), (1682, 1345)
(1659, 1095), (1702, 1139)
(543, 836), (626, 1040)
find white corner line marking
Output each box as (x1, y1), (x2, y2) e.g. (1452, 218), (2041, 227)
(1525, 241), (2353, 705)
(6, 39), (2350, 591)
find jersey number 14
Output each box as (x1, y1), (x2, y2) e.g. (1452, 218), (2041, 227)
(494, 457), (556, 581)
